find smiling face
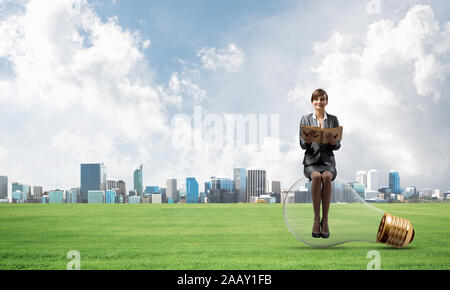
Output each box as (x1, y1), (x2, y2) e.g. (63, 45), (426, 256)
(312, 94), (328, 111)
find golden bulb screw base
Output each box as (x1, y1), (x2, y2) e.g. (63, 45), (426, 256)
(377, 213), (415, 248)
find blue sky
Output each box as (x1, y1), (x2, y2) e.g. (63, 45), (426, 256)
(0, 0), (449, 195)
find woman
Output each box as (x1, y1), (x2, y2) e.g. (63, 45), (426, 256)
(299, 89), (341, 239)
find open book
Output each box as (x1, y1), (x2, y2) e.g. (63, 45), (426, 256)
(301, 126), (343, 144)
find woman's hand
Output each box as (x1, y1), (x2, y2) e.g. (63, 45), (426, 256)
(305, 131), (319, 144)
(326, 133), (337, 146)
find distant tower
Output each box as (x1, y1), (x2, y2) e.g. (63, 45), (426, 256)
(389, 170), (401, 194)
(133, 164), (143, 196)
(355, 170), (367, 189)
(367, 169), (379, 192)
(33, 186), (43, 197)
(0, 176), (7, 199)
(166, 178), (177, 202)
(80, 163), (102, 203)
(271, 180), (281, 194)
(117, 180), (126, 197)
(186, 178), (199, 203)
(247, 169), (266, 201)
(234, 168), (247, 202)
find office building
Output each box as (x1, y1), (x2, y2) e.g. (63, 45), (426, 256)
(365, 190), (378, 201)
(0, 176), (7, 199)
(33, 186), (43, 197)
(389, 170), (401, 194)
(233, 168), (247, 202)
(88, 190), (104, 203)
(367, 169), (379, 192)
(66, 188), (79, 203)
(152, 194), (162, 204)
(105, 190), (116, 204)
(294, 187), (311, 203)
(145, 186), (159, 194)
(106, 180), (117, 190)
(49, 190), (64, 203)
(158, 187), (166, 202)
(402, 185), (416, 198)
(166, 179), (177, 202)
(12, 183), (31, 200)
(349, 182), (365, 200)
(211, 177), (234, 191)
(247, 170), (266, 201)
(356, 170), (367, 189)
(134, 164), (143, 196)
(128, 195), (142, 204)
(271, 180), (281, 194)
(186, 178), (199, 203)
(81, 163), (103, 203)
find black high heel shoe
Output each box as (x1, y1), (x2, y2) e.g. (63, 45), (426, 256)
(312, 220), (321, 238)
(320, 220), (330, 239)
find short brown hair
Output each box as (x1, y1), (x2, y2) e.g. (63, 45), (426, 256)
(311, 89), (328, 102)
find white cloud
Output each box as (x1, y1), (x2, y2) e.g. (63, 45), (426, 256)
(0, 0), (170, 189)
(197, 43), (245, 72)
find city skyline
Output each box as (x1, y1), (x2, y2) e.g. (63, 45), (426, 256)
(0, 1), (449, 195)
(1, 162), (447, 202)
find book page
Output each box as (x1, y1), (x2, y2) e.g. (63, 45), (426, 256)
(321, 126), (343, 144)
(301, 126), (322, 144)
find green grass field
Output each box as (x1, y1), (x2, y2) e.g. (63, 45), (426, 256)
(0, 203), (448, 270)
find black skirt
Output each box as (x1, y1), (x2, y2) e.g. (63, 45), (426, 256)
(304, 164), (337, 181)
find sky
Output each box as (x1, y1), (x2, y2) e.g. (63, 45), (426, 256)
(0, 0), (449, 197)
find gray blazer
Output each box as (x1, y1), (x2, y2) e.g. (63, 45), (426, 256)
(299, 113), (341, 166)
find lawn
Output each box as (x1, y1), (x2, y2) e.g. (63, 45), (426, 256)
(0, 203), (448, 270)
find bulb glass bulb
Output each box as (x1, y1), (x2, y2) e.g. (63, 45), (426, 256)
(283, 177), (414, 248)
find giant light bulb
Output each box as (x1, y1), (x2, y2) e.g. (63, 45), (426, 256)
(283, 177), (415, 248)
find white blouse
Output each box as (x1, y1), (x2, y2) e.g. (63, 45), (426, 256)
(312, 111), (328, 129)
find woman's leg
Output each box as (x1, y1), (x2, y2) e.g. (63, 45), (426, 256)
(310, 171), (322, 234)
(320, 171), (334, 234)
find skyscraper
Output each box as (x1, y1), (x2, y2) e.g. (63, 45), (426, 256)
(101, 163), (107, 190)
(186, 178), (199, 203)
(106, 180), (117, 190)
(0, 176), (7, 199)
(367, 169), (379, 192)
(166, 178), (177, 202)
(66, 188), (79, 203)
(247, 169), (266, 201)
(134, 164), (143, 196)
(355, 170), (367, 189)
(33, 186), (43, 197)
(211, 177), (234, 191)
(117, 180), (126, 197)
(389, 170), (401, 194)
(81, 163), (102, 203)
(271, 180), (281, 194)
(233, 168), (247, 202)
